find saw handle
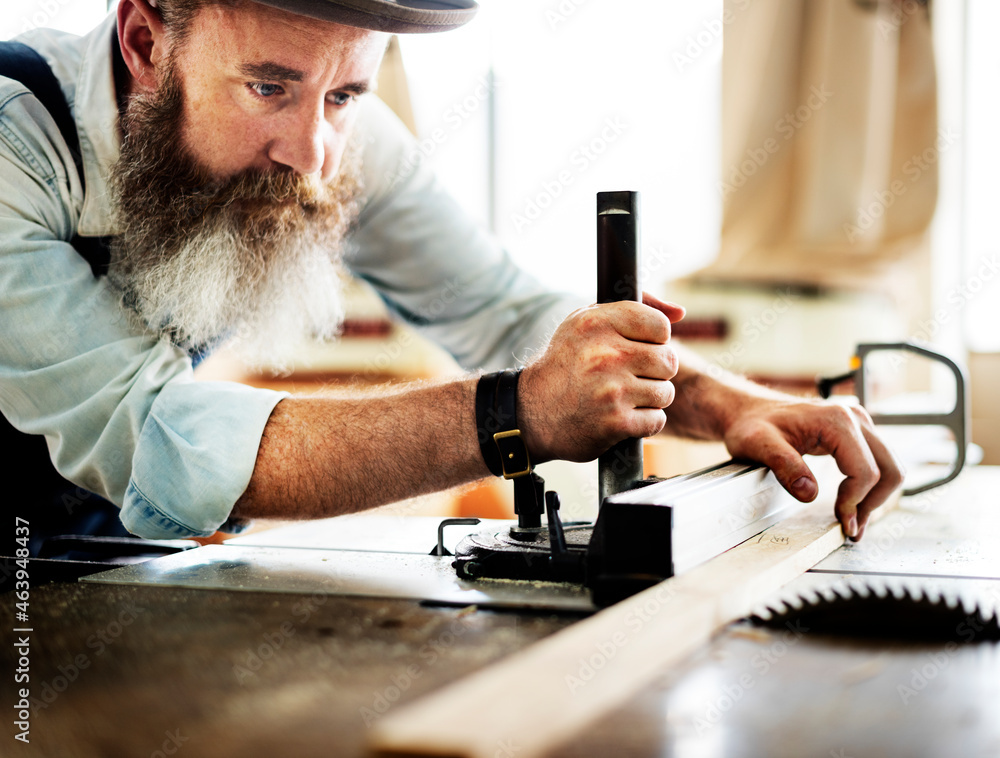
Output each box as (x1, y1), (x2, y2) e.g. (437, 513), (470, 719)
(856, 342), (969, 496)
(815, 341), (969, 496)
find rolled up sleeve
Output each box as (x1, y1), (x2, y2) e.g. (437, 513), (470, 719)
(121, 380), (286, 538)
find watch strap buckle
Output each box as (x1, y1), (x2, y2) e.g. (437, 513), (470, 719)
(493, 428), (532, 479)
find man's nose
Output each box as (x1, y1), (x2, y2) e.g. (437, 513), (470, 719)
(268, 100), (328, 176)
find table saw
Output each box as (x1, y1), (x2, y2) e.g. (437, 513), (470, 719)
(2, 465), (998, 757)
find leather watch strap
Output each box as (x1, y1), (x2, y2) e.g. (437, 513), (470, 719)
(493, 369), (532, 479)
(474, 369), (533, 479)
(475, 371), (503, 476)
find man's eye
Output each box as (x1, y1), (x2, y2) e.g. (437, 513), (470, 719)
(249, 82), (283, 98)
(328, 92), (354, 107)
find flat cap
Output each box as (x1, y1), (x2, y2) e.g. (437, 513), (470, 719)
(250, 0), (478, 33)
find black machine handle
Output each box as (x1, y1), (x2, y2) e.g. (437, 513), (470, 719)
(596, 191), (643, 506)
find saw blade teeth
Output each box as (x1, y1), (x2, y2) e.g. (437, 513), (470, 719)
(785, 595), (806, 611)
(870, 582), (890, 599)
(770, 601), (793, 617)
(799, 590), (822, 607)
(971, 611), (994, 635)
(833, 584), (854, 602)
(989, 612), (1000, 634)
(750, 604), (778, 622)
(819, 587), (839, 603)
(848, 580), (871, 599)
(749, 605), (771, 622)
(744, 577), (1000, 641)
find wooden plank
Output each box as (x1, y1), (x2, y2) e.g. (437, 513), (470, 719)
(368, 468), (901, 758)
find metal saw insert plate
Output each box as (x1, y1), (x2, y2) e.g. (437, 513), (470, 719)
(82, 544), (596, 612)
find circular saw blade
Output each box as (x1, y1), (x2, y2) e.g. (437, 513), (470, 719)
(748, 577), (1000, 642)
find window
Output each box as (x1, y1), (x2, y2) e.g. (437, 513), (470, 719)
(961, 0), (1000, 352)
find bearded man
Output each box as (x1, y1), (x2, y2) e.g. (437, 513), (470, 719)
(0, 0), (900, 551)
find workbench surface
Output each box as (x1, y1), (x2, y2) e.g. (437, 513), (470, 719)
(4, 468), (1000, 757)
(2, 583), (576, 757)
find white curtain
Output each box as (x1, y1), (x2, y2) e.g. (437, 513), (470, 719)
(700, 0), (939, 293)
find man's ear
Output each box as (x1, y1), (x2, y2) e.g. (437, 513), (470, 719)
(118, 0), (169, 93)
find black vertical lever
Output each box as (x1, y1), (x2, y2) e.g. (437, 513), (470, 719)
(510, 472), (546, 538)
(596, 191), (643, 507)
(545, 491), (568, 555)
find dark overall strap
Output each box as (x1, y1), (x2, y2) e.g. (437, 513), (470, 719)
(0, 41), (85, 184)
(0, 39), (113, 276)
(1, 40), (124, 551)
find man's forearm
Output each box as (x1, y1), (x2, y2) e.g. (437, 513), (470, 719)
(233, 296), (683, 520)
(230, 302), (901, 543)
(662, 344), (787, 442)
(233, 377), (489, 520)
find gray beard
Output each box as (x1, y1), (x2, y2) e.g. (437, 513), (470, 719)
(107, 61), (362, 369)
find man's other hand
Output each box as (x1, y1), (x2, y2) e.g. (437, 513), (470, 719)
(518, 293), (685, 463)
(723, 398), (904, 541)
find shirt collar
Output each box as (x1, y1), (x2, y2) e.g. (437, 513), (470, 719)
(74, 12), (122, 237)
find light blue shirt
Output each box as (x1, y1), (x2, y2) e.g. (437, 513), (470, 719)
(0, 15), (578, 539)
